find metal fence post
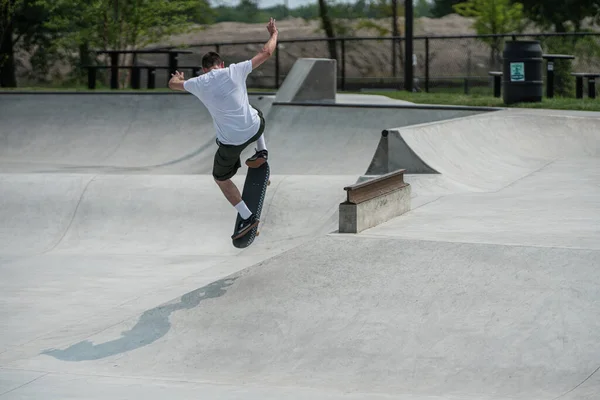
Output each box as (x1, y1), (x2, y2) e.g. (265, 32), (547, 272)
(392, 37), (397, 77)
(425, 37), (429, 92)
(110, 53), (119, 89)
(168, 52), (178, 78)
(275, 42), (279, 89)
(87, 67), (96, 90)
(147, 67), (156, 89)
(131, 66), (140, 89)
(341, 39), (346, 91)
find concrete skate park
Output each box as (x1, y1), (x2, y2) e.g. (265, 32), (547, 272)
(1, 58), (599, 400)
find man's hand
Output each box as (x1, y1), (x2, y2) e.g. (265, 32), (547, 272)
(252, 18), (279, 70)
(266, 17), (277, 37)
(169, 70), (186, 91)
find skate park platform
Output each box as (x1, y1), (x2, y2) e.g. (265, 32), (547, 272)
(1, 58), (600, 400)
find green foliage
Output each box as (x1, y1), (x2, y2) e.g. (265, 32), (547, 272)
(415, 0), (434, 17)
(230, 0), (262, 23)
(365, 0), (402, 18)
(453, 0), (528, 67)
(28, 0), (214, 85)
(453, 0), (528, 34)
(571, 32), (600, 67)
(39, 0), (214, 52)
(514, 0), (600, 95)
(355, 19), (392, 35)
(4, 0), (56, 82)
(536, 36), (576, 97)
(0, 0), (22, 45)
(362, 90), (600, 111)
(514, 0), (600, 32)
(431, 0), (466, 17)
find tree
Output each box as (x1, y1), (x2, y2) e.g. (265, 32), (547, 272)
(236, 0), (262, 23)
(0, 0), (21, 53)
(515, 0), (600, 32)
(415, 0), (433, 17)
(354, 0), (404, 75)
(318, 0), (337, 61)
(453, 0), (528, 67)
(0, 0), (20, 86)
(1, 0), (51, 87)
(431, 0), (466, 17)
(515, 0), (600, 96)
(38, 0), (213, 86)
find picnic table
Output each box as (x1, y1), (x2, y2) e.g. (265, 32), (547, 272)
(542, 54), (576, 98)
(86, 49), (194, 89)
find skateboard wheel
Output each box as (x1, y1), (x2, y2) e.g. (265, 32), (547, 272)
(267, 180), (271, 186)
(256, 231), (260, 236)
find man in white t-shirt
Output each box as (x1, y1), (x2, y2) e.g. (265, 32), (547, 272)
(168, 18), (278, 240)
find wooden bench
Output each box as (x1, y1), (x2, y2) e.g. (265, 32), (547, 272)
(488, 71), (502, 98)
(571, 73), (600, 99)
(339, 169), (411, 233)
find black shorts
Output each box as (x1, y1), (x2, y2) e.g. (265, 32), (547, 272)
(213, 109), (265, 181)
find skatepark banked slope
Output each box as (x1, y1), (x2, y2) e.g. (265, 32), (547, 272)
(0, 93), (228, 174)
(0, 93), (484, 175)
(0, 92), (484, 374)
(383, 108), (600, 190)
(0, 93), (484, 256)
(1, 91), (600, 399)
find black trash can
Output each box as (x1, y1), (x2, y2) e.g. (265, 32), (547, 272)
(502, 40), (543, 104)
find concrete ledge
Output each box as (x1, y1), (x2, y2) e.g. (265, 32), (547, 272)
(339, 170), (411, 233)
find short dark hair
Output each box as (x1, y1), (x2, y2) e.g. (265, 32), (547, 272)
(202, 52), (222, 69)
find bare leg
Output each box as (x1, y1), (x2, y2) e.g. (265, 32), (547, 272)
(214, 178), (242, 206)
(256, 134), (267, 151)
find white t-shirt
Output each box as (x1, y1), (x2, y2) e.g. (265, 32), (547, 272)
(183, 60), (260, 145)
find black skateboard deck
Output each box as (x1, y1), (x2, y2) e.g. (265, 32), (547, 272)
(232, 162), (270, 248)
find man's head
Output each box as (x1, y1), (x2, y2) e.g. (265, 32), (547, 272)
(202, 52), (225, 73)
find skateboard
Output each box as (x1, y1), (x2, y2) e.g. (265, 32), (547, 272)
(232, 161), (270, 248)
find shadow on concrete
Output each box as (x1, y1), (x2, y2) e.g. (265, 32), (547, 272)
(41, 277), (237, 361)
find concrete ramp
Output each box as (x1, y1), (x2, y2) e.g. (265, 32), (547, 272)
(0, 93), (271, 174)
(366, 129), (439, 174)
(385, 108), (600, 190)
(2, 90), (599, 400)
(0, 173), (347, 257)
(274, 58), (336, 103)
(263, 104), (485, 175)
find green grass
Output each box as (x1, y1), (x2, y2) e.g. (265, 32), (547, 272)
(357, 90), (600, 111)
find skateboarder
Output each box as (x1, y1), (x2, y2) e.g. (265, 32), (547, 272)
(168, 17), (278, 239)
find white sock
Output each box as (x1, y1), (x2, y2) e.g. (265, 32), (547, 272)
(256, 134), (267, 151)
(235, 200), (252, 219)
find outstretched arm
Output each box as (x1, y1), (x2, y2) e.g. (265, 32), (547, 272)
(168, 70), (186, 91)
(251, 18), (278, 70)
